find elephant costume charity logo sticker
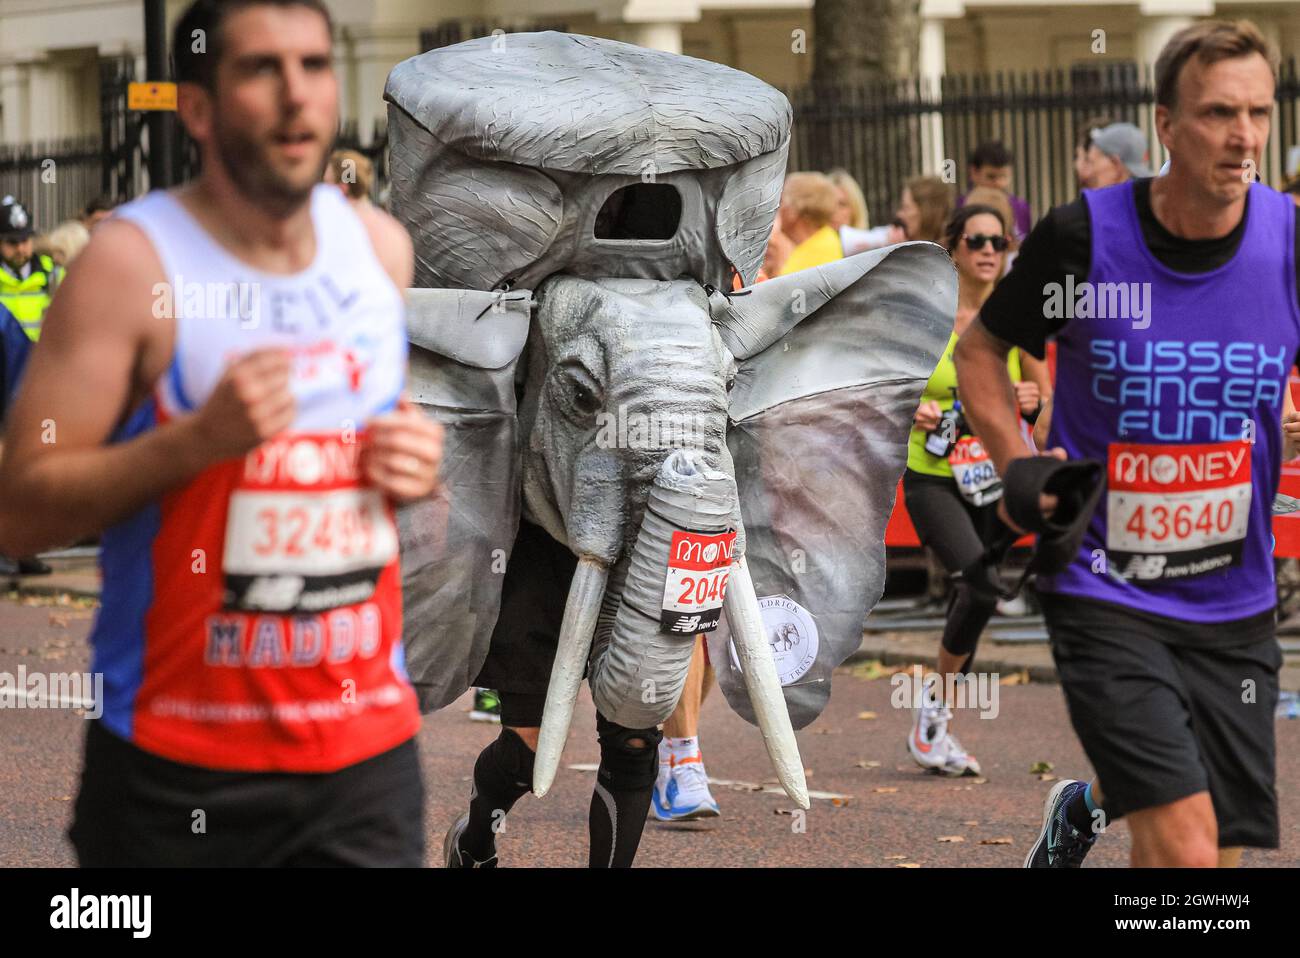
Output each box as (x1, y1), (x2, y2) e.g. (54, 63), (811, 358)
(729, 595), (819, 686)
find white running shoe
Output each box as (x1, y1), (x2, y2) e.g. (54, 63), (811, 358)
(651, 754), (721, 821)
(908, 700), (982, 777)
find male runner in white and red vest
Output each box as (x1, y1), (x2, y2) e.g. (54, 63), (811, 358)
(0, 0), (442, 866)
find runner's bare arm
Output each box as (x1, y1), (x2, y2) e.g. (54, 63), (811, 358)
(1020, 351), (1052, 415)
(0, 220), (294, 555)
(954, 318), (1039, 474)
(1033, 395), (1054, 450)
(1283, 385), (1300, 462)
(956, 318), (1065, 534)
(354, 202), (443, 502)
(356, 202), (414, 291)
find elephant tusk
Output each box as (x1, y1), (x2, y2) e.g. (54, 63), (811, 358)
(533, 556), (609, 798)
(723, 556), (809, 809)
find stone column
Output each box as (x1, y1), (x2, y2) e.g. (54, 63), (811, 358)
(1137, 0), (1215, 68)
(346, 25), (421, 145)
(622, 21), (683, 54)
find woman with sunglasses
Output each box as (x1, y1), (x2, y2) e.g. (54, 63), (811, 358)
(901, 204), (1051, 777)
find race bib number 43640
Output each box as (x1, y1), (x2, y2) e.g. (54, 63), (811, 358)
(660, 530), (737, 635)
(1106, 441), (1252, 583)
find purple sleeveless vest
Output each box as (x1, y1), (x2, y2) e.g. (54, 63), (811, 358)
(1041, 180), (1300, 622)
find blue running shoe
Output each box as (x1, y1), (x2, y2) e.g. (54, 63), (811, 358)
(651, 754), (721, 821)
(1025, 779), (1098, 868)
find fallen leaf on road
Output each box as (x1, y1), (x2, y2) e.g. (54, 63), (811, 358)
(774, 809), (794, 816)
(49, 612), (70, 628)
(962, 820), (979, 826)
(896, 862), (921, 868)
(855, 760), (882, 769)
(937, 835), (965, 843)
(842, 659), (914, 681)
(1038, 773), (1058, 782)
(857, 711), (878, 720)
(1030, 761), (1054, 775)
(999, 669), (1031, 686)
(980, 837), (1014, 845)
(874, 787), (899, 794)
(971, 777), (988, 785)
(830, 797), (850, 807)
(885, 854), (908, 860)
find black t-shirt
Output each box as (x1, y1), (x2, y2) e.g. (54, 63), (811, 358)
(981, 178), (1300, 359)
(979, 178), (1290, 639)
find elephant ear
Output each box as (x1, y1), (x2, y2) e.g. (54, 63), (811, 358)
(705, 243), (956, 728)
(398, 288), (531, 712)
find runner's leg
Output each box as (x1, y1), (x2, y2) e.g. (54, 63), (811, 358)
(1127, 793), (1219, 868)
(590, 713), (661, 867)
(655, 639), (721, 820)
(455, 693), (542, 864)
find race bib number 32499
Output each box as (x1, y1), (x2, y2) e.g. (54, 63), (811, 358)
(1106, 440), (1252, 582)
(660, 530), (737, 635)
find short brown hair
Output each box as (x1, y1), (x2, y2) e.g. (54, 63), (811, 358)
(782, 172), (839, 230)
(963, 187), (1014, 237)
(903, 175), (954, 244)
(327, 149), (373, 200)
(173, 0), (334, 91)
(1154, 19), (1278, 112)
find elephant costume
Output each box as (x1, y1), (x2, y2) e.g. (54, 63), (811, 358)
(385, 32), (955, 806)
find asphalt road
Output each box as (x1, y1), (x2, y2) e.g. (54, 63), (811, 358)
(3, 592), (1299, 868)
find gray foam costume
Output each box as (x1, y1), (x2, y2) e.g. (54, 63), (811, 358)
(386, 32), (954, 798)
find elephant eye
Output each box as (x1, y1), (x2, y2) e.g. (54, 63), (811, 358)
(573, 380), (601, 415)
(554, 362), (604, 421)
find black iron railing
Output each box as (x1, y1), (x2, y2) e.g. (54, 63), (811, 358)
(11, 56), (1300, 234)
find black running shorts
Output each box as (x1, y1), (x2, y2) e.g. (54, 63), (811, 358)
(70, 721), (425, 866)
(473, 518), (578, 704)
(1040, 592), (1280, 848)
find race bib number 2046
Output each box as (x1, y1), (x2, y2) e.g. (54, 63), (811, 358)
(660, 530), (737, 635)
(1106, 441), (1252, 582)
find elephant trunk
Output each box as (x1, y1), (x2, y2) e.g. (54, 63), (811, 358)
(588, 449), (735, 727)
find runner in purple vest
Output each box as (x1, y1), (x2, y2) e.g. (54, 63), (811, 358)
(957, 19), (1300, 867)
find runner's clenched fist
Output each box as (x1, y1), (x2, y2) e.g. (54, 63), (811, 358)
(191, 348), (296, 462)
(362, 397), (443, 501)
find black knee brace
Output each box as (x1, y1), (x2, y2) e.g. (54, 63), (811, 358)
(489, 725), (536, 790)
(595, 713), (662, 792)
(941, 570), (1001, 663)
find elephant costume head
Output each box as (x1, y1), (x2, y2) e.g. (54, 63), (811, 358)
(385, 32), (955, 805)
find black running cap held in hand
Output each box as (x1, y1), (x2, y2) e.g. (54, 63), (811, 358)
(1003, 456), (1104, 575)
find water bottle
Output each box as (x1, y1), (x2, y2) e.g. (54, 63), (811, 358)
(925, 399), (964, 458)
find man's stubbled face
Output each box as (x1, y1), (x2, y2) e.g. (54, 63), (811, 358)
(208, 5), (338, 214)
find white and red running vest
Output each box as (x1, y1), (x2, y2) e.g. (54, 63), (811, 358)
(90, 184), (420, 771)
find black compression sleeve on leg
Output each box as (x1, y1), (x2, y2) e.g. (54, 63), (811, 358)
(589, 713), (662, 868)
(460, 726), (535, 862)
